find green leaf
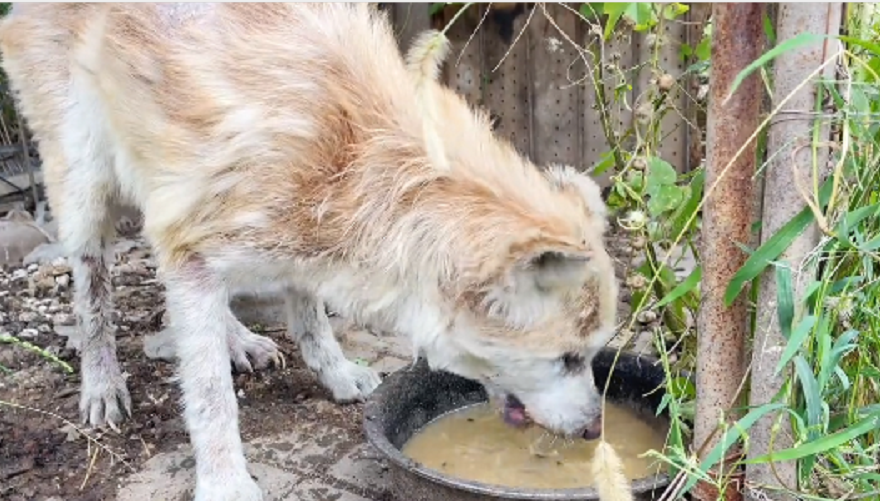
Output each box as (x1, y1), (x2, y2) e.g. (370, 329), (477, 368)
(695, 35), (711, 61)
(762, 11), (776, 46)
(774, 315), (817, 376)
(839, 35), (880, 58)
(775, 264), (795, 340)
(794, 356), (823, 435)
(728, 33), (827, 99)
(602, 3), (630, 40)
(668, 170), (704, 241)
(579, 3), (605, 21)
(724, 212), (813, 306)
(590, 150), (616, 176)
(724, 177), (834, 307)
(661, 2), (688, 21)
(648, 185), (684, 216)
(681, 403), (787, 495)
(744, 415), (880, 464)
(429, 2), (447, 16)
(656, 266), (701, 308)
(646, 157), (677, 193)
(628, 2), (656, 31)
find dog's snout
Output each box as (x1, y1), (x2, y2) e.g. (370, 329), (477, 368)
(581, 414), (602, 441)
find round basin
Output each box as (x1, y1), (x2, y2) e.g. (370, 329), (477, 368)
(363, 348), (672, 501)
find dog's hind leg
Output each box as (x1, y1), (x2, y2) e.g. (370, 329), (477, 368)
(226, 311), (285, 373)
(284, 288), (381, 402)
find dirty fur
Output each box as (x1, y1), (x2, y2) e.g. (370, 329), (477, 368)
(0, 4), (618, 501)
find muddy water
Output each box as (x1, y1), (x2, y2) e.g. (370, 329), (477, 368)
(402, 402), (666, 489)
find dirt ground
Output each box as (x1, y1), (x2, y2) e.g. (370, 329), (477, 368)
(0, 230), (645, 501)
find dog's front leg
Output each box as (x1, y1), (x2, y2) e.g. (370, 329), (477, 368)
(164, 256), (262, 501)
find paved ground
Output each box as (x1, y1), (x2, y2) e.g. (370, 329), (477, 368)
(119, 323), (410, 501)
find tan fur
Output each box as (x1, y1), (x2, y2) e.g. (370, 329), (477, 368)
(1, 4), (618, 500)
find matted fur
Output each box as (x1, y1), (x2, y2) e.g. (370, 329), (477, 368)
(1, 4), (618, 500)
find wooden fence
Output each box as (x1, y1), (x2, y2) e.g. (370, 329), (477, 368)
(385, 3), (709, 187)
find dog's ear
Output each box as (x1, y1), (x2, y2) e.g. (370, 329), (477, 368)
(511, 240), (592, 292)
(544, 164), (608, 234)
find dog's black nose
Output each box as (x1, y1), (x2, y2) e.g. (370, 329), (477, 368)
(581, 415), (602, 441)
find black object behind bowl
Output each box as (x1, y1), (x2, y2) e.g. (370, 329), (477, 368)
(364, 348), (671, 501)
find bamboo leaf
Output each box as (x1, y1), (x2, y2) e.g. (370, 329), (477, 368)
(656, 266), (701, 308)
(794, 356), (823, 434)
(681, 403), (786, 495)
(728, 33), (826, 98)
(775, 264), (795, 340)
(745, 415), (880, 464)
(724, 177), (833, 306)
(775, 315), (817, 376)
(724, 210), (814, 306)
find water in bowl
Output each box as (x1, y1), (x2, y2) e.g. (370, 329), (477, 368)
(402, 401), (666, 490)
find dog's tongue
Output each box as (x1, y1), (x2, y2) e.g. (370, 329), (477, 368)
(502, 395), (529, 427)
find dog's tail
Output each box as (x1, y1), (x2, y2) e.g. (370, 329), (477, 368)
(405, 29), (451, 172)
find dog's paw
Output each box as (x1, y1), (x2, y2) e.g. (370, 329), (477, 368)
(228, 326), (285, 373)
(80, 368), (132, 430)
(320, 360), (382, 403)
(195, 471), (262, 501)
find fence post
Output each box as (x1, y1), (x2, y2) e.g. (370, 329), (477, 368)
(693, 4), (764, 501)
(746, 4), (843, 500)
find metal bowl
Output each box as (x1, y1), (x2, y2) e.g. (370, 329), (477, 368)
(363, 348), (672, 501)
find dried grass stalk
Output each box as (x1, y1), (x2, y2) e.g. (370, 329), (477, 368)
(591, 440), (634, 501)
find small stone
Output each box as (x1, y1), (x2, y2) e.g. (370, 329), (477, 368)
(37, 324), (52, 334)
(18, 311), (38, 323)
(53, 313), (75, 326)
(58, 423), (80, 442)
(19, 328), (38, 338)
(36, 276), (56, 290)
(26, 263), (39, 273)
(637, 310), (658, 324)
(55, 274), (70, 289)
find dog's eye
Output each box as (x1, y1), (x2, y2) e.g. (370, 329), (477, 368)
(560, 352), (586, 375)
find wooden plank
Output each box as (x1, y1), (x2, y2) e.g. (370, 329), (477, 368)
(527, 3), (581, 168)
(389, 3), (431, 52)
(582, 24), (635, 188)
(481, 4), (532, 156)
(686, 2), (713, 173)
(656, 20), (689, 174)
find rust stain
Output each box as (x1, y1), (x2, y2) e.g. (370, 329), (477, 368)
(693, 4), (765, 501)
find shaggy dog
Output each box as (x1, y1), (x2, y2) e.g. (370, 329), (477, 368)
(0, 4), (617, 500)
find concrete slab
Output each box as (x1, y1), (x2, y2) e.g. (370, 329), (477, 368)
(119, 322), (410, 501)
(117, 419), (395, 501)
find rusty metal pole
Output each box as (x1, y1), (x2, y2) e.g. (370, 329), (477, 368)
(746, 4), (843, 500)
(693, 4), (764, 501)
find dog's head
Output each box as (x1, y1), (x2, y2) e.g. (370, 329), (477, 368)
(421, 163), (617, 440)
(401, 35), (616, 439)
